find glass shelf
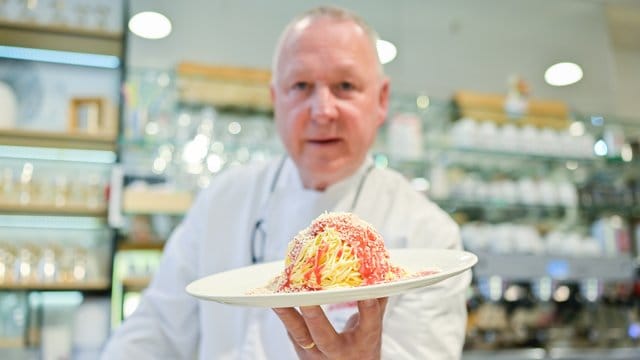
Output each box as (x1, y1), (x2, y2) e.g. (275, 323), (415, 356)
(0, 202), (107, 217)
(473, 252), (636, 281)
(383, 143), (599, 167)
(427, 144), (597, 164)
(435, 199), (569, 214)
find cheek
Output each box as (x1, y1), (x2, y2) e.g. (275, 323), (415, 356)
(275, 105), (306, 145)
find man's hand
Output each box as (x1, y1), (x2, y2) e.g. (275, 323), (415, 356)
(273, 297), (388, 360)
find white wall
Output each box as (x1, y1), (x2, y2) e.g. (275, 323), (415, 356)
(612, 48), (640, 119)
(127, 0), (635, 118)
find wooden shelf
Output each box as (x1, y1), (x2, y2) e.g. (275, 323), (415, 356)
(0, 202), (108, 217)
(177, 62), (273, 111)
(123, 189), (193, 215)
(121, 276), (151, 290)
(117, 242), (165, 251)
(0, 279), (110, 291)
(0, 337), (23, 349)
(0, 19), (123, 57)
(0, 128), (116, 151)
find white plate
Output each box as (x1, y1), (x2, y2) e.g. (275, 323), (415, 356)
(186, 249), (477, 308)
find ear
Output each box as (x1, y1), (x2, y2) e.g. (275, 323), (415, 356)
(375, 77), (390, 127)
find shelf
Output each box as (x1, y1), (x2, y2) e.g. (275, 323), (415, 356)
(0, 129), (116, 151)
(463, 348), (546, 360)
(473, 252), (636, 281)
(580, 204), (640, 218)
(121, 276), (151, 290)
(436, 199), (569, 213)
(117, 242), (165, 251)
(177, 62), (272, 111)
(0, 337), (23, 349)
(437, 146), (595, 163)
(387, 144), (599, 167)
(0, 19), (123, 57)
(0, 202), (107, 217)
(0, 279), (111, 292)
(123, 189), (193, 215)
(463, 347), (640, 360)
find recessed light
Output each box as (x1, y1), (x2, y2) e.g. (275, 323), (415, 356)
(129, 11), (172, 40)
(376, 39), (397, 65)
(544, 62), (583, 86)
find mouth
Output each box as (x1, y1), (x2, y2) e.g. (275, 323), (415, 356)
(307, 138), (341, 145)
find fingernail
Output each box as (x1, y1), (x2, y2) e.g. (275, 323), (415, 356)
(300, 306), (322, 318)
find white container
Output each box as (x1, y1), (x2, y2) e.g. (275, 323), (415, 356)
(387, 113), (423, 159)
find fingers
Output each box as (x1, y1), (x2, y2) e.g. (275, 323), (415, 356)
(274, 298), (388, 356)
(356, 297), (388, 333)
(272, 307), (315, 350)
(299, 305), (340, 352)
(343, 312), (360, 331)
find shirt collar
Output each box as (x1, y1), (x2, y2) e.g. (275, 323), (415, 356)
(280, 156), (374, 195)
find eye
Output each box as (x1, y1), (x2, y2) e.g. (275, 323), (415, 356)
(338, 82), (354, 91)
(292, 82), (309, 91)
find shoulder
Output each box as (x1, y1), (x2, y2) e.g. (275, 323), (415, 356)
(369, 167), (460, 249)
(190, 160), (275, 211)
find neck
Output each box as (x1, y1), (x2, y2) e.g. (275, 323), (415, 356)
(296, 158), (371, 191)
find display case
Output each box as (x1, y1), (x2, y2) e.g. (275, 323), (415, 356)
(0, 1), (125, 357)
(382, 91), (640, 358)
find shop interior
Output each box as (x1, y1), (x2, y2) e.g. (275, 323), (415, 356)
(0, 0), (639, 359)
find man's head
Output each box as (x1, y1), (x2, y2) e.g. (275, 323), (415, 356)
(270, 6), (390, 190)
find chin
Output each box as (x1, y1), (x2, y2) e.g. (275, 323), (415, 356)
(302, 158), (357, 185)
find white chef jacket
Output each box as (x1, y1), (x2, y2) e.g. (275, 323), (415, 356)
(102, 156), (470, 360)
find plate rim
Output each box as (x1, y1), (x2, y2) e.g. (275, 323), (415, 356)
(186, 248), (477, 307)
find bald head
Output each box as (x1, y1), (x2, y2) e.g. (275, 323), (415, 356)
(272, 6), (384, 84)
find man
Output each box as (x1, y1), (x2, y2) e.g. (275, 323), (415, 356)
(103, 6), (470, 359)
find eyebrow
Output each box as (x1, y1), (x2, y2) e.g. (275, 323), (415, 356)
(282, 61), (367, 82)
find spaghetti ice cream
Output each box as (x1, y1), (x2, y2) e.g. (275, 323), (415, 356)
(271, 212), (407, 292)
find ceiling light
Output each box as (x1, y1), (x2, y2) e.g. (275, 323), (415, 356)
(569, 121), (585, 137)
(129, 11), (172, 40)
(544, 62), (583, 86)
(416, 95), (430, 109)
(376, 39), (397, 65)
(594, 139), (608, 156)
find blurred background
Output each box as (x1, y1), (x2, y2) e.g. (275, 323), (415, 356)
(0, 0), (639, 359)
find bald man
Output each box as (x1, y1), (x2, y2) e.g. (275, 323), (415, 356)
(102, 6), (469, 359)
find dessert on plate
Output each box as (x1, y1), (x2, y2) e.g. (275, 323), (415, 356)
(268, 212), (409, 293)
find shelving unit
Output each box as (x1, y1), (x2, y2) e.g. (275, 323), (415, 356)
(0, 5), (126, 356)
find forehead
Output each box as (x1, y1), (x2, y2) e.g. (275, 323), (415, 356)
(276, 17), (378, 79)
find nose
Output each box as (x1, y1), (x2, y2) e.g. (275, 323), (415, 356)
(310, 86), (337, 124)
